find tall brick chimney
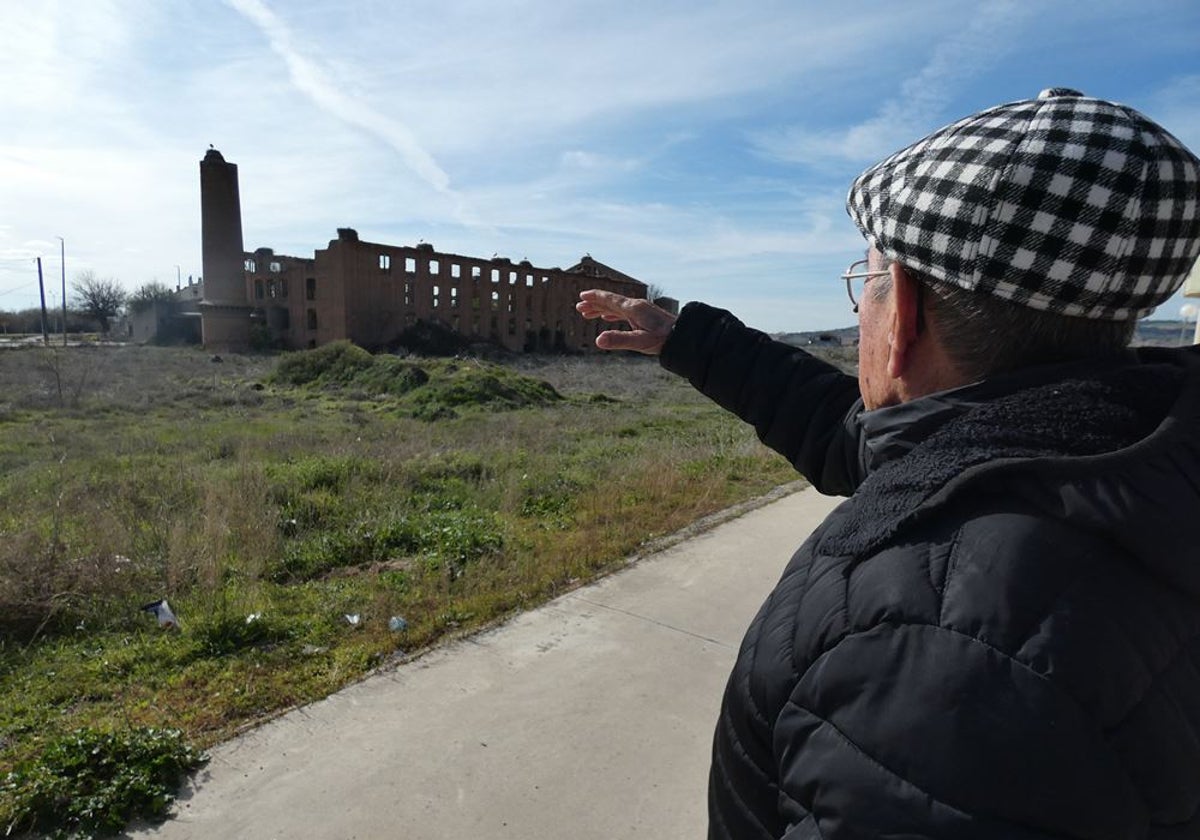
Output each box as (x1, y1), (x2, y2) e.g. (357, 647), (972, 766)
(199, 148), (252, 351)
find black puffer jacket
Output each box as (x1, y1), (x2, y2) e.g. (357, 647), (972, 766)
(661, 302), (1200, 840)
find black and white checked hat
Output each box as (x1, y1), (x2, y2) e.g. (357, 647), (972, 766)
(846, 88), (1200, 320)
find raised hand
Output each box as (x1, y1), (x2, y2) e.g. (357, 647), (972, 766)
(576, 289), (677, 355)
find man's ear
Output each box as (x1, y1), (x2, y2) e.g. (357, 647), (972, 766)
(886, 263), (922, 379)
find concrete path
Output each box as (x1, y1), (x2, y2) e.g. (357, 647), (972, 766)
(132, 486), (842, 840)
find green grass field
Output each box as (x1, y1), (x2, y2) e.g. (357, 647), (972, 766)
(0, 342), (807, 837)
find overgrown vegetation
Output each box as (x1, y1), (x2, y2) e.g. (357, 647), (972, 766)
(0, 343), (804, 836)
(269, 340), (560, 418)
(2, 728), (205, 839)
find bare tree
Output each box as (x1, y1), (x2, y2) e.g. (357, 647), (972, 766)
(645, 283), (669, 304)
(127, 281), (175, 315)
(72, 271), (127, 333)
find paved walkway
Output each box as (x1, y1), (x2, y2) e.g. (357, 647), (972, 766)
(132, 486), (842, 840)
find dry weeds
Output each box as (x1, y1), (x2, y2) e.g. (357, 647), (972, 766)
(0, 342), (806, 832)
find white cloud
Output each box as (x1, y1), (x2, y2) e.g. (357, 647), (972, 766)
(2, 0), (1197, 331)
(225, 0), (456, 197)
(558, 151), (641, 174)
(239, 2), (903, 164)
(749, 0), (1031, 166)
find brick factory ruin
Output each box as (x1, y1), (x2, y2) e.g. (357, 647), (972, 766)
(193, 148), (655, 354)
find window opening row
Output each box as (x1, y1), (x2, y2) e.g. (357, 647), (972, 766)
(377, 254), (547, 287)
(244, 259), (283, 273)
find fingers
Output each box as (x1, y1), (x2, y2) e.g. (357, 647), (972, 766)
(577, 304), (626, 322)
(577, 289), (675, 327)
(578, 288), (677, 356)
(595, 328), (665, 355)
(576, 288), (628, 320)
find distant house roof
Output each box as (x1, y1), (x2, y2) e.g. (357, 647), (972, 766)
(565, 255), (646, 287)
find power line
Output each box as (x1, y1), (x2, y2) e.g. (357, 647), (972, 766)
(0, 282), (38, 299)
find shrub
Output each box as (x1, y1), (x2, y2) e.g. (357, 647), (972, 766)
(270, 341), (374, 387)
(406, 363), (560, 420)
(267, 344), (560, 418)
(1, 727), (206, 838)
(269, 343), (430, 398)
(354, 356), (429, 396)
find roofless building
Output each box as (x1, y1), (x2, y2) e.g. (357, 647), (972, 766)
(198, 149), (652, 353)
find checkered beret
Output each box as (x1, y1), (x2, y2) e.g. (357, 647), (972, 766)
(846, 88), (1200, 320)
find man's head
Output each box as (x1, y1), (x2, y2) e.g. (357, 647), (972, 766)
(845, 88), (1200, 406)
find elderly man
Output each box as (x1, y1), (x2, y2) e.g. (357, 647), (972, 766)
(578, 89), (1200, 839)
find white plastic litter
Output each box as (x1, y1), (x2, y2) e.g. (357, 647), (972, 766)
(141, 599), (179, 630)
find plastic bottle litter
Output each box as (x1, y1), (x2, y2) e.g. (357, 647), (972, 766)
(388, 616), (408, 632)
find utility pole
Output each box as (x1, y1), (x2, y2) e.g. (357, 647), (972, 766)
(37, 257), (49, 345)
(58, 237), (67, 346)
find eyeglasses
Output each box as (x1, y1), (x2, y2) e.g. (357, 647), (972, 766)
(840, 258), (890, 313)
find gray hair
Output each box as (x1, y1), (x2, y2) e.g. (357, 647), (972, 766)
(870, 267), (1136, 381)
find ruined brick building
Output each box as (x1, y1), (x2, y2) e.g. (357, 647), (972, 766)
(197, 148), (654, 353)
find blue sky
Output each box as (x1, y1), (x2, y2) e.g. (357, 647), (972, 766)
(2, 0), (1199, 332)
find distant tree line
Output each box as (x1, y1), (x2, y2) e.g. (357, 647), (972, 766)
(0, 307), (98, 336)
(0, 272), (177, 336)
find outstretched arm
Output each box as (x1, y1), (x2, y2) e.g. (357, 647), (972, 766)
(576, 289), (676, 355)
(659, 302), (866, 494)
(578, 291), (866, 493)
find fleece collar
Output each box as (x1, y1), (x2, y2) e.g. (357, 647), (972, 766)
(857, 352), (1142, 473)
(825, 357), (1186, 561)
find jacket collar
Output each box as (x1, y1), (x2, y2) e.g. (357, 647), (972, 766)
(858, 351), (1141, 473)
(825, 351), (1187, 561)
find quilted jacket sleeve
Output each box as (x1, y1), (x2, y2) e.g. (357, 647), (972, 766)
(659, 302), (866, 495)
